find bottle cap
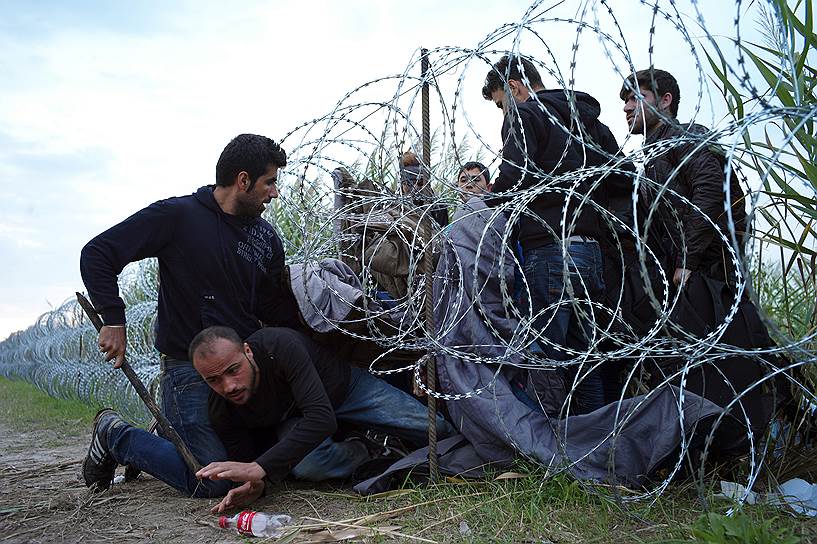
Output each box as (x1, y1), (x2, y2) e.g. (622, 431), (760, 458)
(218, 516), (227, 529)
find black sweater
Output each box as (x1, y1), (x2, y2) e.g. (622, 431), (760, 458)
(80, 186), (298, 360)
(208, 327), (351, 480)
(492, 90), (621, 250)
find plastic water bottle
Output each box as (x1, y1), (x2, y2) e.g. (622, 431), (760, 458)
(218, 511), (291, 537)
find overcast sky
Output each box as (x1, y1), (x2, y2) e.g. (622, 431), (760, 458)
(0, 0), (762, 340)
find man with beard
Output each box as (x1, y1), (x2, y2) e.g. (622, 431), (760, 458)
(620, 68), (747, 287)
(191, 326), (454, 513)
(621, 68), (779, 441)
(80, 133), (299, 497)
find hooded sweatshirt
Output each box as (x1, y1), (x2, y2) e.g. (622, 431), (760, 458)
(492, 89), (625, 250)
(80, 186), (299, 360)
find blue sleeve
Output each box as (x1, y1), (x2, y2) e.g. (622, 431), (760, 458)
(79, 199), (179, 325)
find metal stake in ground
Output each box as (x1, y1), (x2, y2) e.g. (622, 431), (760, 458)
(421, 47), (439, 483)
(75, 292), (202, 475)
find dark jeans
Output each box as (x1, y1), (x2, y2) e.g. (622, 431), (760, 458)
(523, 240), (606, 415)
(108, 365), (454, 490)
(107, 361), (231, 497)
(290, 367), (454, 481)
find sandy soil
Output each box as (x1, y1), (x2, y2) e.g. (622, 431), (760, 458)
(0, 422), (417, 543)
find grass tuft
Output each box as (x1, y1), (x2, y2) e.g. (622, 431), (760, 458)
(0, 376), (97, 433)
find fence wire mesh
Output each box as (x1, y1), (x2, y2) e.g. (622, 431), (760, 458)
(1, 0), (816, 505)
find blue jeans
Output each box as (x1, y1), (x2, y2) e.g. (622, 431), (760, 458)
(290, 367), (455, 481)
(523, 241), (606, 414)
(106, 361), (231, 497)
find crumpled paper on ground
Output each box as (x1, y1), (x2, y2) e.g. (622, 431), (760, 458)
(715, 479), (817, 517)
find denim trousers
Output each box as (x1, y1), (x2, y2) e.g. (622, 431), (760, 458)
(523, 240), (606, 414)
(107, 364), (453, 490)
(290, 367), (455, 481)
(106, 361), (231, 497)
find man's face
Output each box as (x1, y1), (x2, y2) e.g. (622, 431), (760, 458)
(194, 338), (259, 405)
(623, 87), (667, 135)
(400, 166), (425, 196)
(236, 163), (279, 217)
(457, 167), (489, 202)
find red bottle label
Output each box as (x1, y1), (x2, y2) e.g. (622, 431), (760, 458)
(236, 511), (257, 535)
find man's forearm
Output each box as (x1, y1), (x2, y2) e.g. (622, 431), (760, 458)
(254, 415), (336, 481)
(80, 241), (127, 325)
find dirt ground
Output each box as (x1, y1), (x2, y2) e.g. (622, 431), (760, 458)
(0, 421), (422, 543)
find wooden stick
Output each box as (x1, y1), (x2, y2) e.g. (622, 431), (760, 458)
(75, 292), (202, 475)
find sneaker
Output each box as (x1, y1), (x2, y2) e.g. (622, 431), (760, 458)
(364, 430), (410, 458)
(82, 409), (125, 491)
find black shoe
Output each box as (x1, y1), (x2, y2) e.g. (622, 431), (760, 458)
(347, 430), (410, 458)
(82, 409), (125, 491)
(347, 431), (409, 482)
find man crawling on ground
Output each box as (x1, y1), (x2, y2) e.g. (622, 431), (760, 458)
(190, 325), (453, 512)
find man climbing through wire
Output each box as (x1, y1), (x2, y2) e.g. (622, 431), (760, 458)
(80, 134), (300, 497)
(455, 161), (492, 204)
(190, 326), (454, 512)
(482, 54), (624, 415)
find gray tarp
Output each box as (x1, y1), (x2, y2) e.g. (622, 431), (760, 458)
(355, 198), (724, 494)
(289, 259), (365, 333)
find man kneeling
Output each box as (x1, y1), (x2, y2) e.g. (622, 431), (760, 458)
(191, 326), (452, 512)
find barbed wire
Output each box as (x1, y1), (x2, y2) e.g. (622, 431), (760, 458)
(1, 0), (815, 507)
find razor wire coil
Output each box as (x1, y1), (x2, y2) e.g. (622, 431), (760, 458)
(1, 0), (816, 507)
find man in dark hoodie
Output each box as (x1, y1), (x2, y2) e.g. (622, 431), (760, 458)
(482, 54), (628, 415)
(620, 68), (747, 286)
(79, 133), (299, 497)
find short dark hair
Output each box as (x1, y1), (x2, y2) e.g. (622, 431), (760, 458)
(459, 161), (491, 184)
(189, 325), (243, 363)
(620, 68), (680, 118)
(482, 55), (544, 100)
(215, 134), (287, 190)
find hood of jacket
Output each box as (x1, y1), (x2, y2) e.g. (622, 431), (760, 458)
(193, 184), (258, 226)
(532, 89), (602, 127)
(194, 185), (221, 212)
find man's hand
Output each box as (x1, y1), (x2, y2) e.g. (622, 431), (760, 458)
(673, 267), (692, 288)
(98, 325), (127, 369)
(210, 480), (265, 514)
(196, 461), (266, 483)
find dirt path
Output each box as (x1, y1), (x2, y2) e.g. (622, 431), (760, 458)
(0, 422), (412, 543)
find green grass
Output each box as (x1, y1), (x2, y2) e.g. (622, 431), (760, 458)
(0, 376), (97, 433)
(0, 375), (815, 542)
(358, 468), (817, 543)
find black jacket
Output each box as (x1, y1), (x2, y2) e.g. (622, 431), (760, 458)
(80, 186), (298, 360)
(208, 327), (351, 480)
(643, 122), (747, 275)
(492, 90), (627, 250)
